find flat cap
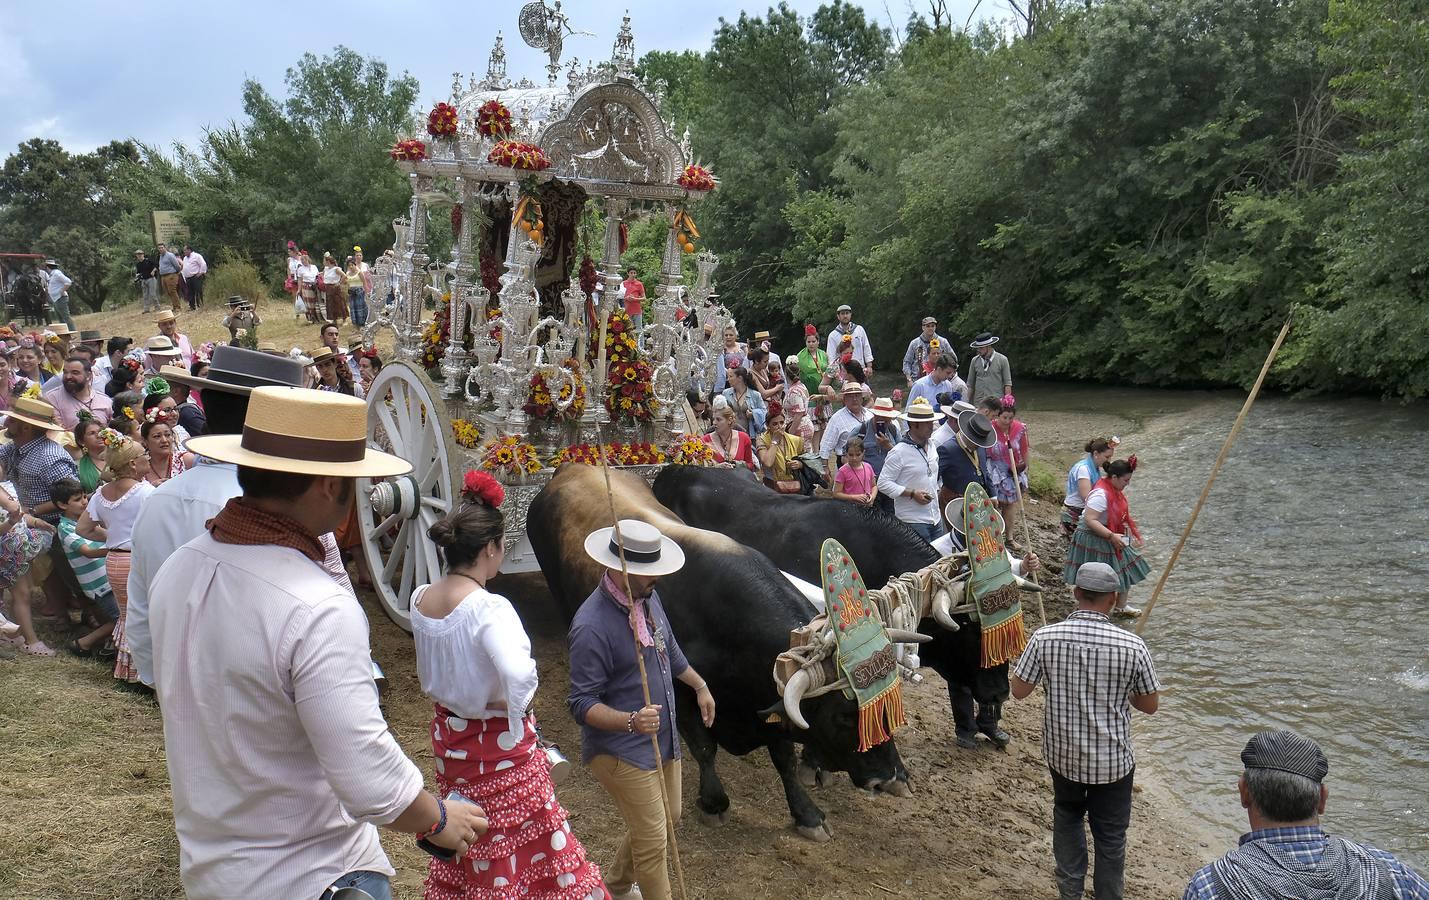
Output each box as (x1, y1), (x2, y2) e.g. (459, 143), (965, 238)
(921, 316), (938, 326)
(836, 304), (852, 313)
(1074, 562), (1120, 593)
(1242, 730), (1329, 782)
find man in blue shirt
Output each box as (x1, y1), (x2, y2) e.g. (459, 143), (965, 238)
(906, 352), (967, 412)
(568, 520), (715, 900)
(156, 242), (183, 312)
(1185, 730), (1428, 900)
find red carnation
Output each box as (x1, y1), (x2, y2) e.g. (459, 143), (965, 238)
(462, 469), (506, 508)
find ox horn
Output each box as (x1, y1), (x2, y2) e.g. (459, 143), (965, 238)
(1014, 573), (1044, 592)
(886, 629), (931, 644)
(932, 589), (960, 631)
(782, 668), (813, 731)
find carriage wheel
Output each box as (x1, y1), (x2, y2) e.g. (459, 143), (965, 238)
(358, 360), (458, 631)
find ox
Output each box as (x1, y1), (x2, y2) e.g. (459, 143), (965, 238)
(653, 465), (1024, 749)
(527, 465), (918, 841)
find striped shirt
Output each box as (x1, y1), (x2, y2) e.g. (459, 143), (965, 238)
(1012, 610), (1160, 784)
(58, 517), (109, 600)
(1184, 826), (1429, 899)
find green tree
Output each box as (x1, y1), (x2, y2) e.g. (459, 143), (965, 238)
(0, 138), (141, 310)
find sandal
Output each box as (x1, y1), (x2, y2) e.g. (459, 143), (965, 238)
(23, 641), (56, 657)
(68, 638), (94, 658)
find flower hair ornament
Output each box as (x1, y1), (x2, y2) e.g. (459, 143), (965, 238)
(1001, 393), (1017, 409)
(143, 406), (163, 424)
(17, 335), (35, 350)
(1108, 434), (1121, 448)
(145, 376), (171, 397)
(1126, 454), (1138, 473)
(21, 382), (41, 400)
(99, 427), (125, 449)
(461, 470), (506, 509)
(42, 330), (61, 346)
(117, 406), (137, 423)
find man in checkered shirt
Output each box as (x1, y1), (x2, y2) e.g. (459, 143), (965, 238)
(1011, 561), (1161, 900)
(1184, 730), (1428, 899)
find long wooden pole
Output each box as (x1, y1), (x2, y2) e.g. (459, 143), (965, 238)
(1135, 313), (1293, 634)
(1005, 442), (1048, 628)
(594, 439), (690, 900)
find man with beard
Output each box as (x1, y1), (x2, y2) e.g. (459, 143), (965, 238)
(42, 355), (113, 429)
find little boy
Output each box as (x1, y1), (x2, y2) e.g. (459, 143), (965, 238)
(53, 479), (117, 657)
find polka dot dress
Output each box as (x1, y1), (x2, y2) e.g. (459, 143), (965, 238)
(424, 708), (610, 900)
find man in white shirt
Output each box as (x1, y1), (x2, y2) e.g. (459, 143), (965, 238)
(825, 303), (873, 374)
(92, 336), (132, 395)
(127, 346), (352, 689)
(877, 397), (944, 543)
(180, 244), (207, 310)
(154, 309), (195, 366)
(820, 381), (872, 480)
(43, 259), (76, 330)
(150, 386), (486, 900)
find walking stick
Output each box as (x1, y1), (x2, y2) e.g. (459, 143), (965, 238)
(594, 438), (691, 900)
(1135, 313), (1293, 635)
(1005, 442), (1048, 628)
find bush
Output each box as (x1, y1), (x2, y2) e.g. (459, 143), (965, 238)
(204, 253), (269, 307)
(1027, 459), (1061, 502)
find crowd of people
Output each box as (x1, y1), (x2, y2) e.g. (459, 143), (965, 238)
(0, 314), (388, 662)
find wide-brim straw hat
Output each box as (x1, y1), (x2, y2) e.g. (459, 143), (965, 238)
(161, 346), (305, 396)
(309, 346), (338, 365)
(155, 310), (178, 324)
(47, 324), (76, 338)
(186, 387), (411, 478)
(4, 396), (64, 431)
(840, 381), (865, 396)
(753, 330), (771, 341)
(941, 398), (975, 418)
(144, 335), (182, 357)
(956, 410), (998, 448)
(944, 499), (965, 537)
(969, 332), (999, 348)
(901, 397), (944, 423)
(869, 397), (899, 418)
(78, 329), (103, 343)
(583, 519), (686, 577)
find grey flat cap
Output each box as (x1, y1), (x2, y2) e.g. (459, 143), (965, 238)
(1074, 562), (1120, 593)
(1242, 730), (1329, 783)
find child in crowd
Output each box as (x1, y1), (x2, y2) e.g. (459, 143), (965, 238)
(53, 478), (118, 658)
(832, 435), (876, 506)
(0, 461), (58, 656)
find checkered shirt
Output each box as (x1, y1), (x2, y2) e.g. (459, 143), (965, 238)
(1184, 826), (1429, 899)
(0, 436), (79, 524)
(1012, 609), (1160, 784)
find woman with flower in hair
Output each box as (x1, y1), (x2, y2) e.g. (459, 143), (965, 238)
(140, 415), (192, 486)
(141, 378), (192, 447)
(414, 470), (609, 900)
(985, 393), (1030, 547)
(13, 340), (49, 386)
(76, 434), (154, 681)
(41, 335), (66, 379)
(108, 394), (143, 441)
(74, 414), (107, 493)
(1062, 436), (1118, 540)
(1064, 456), (1150, 618)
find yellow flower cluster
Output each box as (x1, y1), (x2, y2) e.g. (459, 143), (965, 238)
(452, 418), (482, 449)
(479, 434), (543, 477)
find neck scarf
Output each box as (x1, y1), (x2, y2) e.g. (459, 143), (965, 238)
(1093, 477), (1142, 543)
(1067, 454), (1098, 498)
(602, 572), (653, 648)
(209, 496), (326, 563)
(1209, 833), (1399, 900)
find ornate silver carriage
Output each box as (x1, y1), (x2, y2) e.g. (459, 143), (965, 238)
(357, 9), (731, 629)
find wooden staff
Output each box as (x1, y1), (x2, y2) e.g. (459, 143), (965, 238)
(594, 438), (690, 900)
(1005, 441), (1048, 628)
(1135, 313), (1293, 635)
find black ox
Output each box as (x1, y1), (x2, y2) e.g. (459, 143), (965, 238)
(527, 464), (916, 842)
(653, 465), (1006, 745)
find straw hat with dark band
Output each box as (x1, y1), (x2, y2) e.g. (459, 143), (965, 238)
(186, 387), (411, 478)
(583, 519), (686, 577)
(4, 396), (64, 432)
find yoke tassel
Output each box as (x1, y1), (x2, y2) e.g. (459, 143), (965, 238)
(980, 610), (1027, 668)
(857, 681), (906, 752)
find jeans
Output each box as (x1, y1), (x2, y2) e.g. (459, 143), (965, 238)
(349, 287), (368, 327)
(1050, 767), (1134, 900)
(320, 869), (391, 900)
(588, 755), (682, 900)
(185, 274), (205, 309)
(52, 295), (76, 330)
(907, 520), (943, 543)
(141, 277), (158, 312)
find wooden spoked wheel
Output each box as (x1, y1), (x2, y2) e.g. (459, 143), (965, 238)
(358, 360), (458, 631)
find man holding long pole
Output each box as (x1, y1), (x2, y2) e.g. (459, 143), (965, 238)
(568, 519), (716, 900)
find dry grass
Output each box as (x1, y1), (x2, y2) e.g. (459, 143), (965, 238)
(69, 299), (396, 361)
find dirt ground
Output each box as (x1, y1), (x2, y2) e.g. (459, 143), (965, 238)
(0, 481), (1217, 900)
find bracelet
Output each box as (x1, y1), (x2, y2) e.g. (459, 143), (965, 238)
(626, 711), (638, 733)
(693, 681), (708, 693)
(418, 797), (447, 840)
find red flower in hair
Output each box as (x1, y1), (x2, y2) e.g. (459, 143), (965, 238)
(804, 323), (817, 337)
(1127, 454), (1138, 473)
(462, 470), (506, 508)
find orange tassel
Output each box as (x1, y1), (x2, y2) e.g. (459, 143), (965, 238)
(856, 681), (907, 752)
(980, 611), (1027, 668)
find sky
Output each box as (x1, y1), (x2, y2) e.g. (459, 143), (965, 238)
(0, 0), (984, 157)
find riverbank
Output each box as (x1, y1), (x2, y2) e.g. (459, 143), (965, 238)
(0, 483), (1219, 899)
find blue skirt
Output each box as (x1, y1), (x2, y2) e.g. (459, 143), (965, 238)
(1064, 525), (1150, 593)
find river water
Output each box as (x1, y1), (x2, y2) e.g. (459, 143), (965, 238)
(1024, 380), (1429, 869)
